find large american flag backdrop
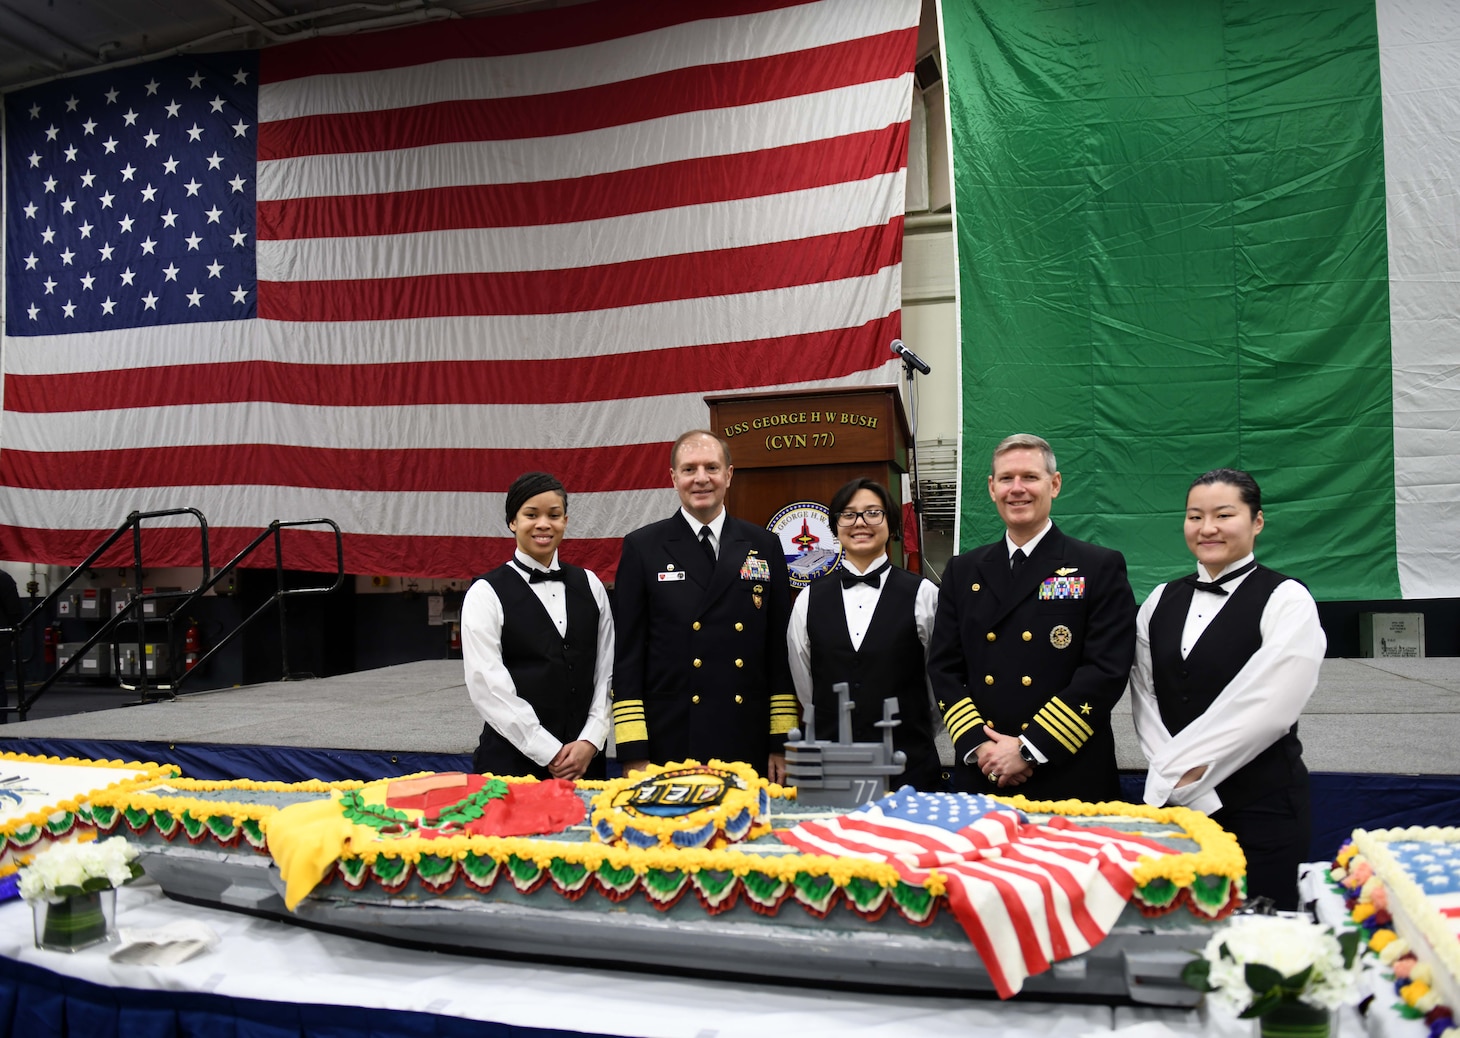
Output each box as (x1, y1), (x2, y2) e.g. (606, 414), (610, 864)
(1, 0), (917, 579)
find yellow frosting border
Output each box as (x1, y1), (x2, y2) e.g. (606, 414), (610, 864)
(1352, 826), (1460, 1010)
(94, 773), (1240, 898)
(0, 751), (178, 839)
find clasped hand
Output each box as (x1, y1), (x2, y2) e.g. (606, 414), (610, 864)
(973, 724), (1032, 789)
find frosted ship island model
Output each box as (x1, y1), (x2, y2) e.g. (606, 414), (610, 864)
(784, 682), (906, 807)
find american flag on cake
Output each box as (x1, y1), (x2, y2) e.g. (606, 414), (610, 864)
(779, 789), (1178, 998)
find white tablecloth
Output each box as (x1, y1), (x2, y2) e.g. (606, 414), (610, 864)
(0, 878), (1349, 1038)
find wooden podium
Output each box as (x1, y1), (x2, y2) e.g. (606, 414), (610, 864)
(704, 386), (915, 569)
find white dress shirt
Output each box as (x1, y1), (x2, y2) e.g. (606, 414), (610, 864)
(680, 506), (726, 559)
(1127, 553), (1326, 815)
(461, 549), (614, 767)
(786, 554), (940, 714)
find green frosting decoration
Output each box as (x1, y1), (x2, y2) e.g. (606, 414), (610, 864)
(595, 862), (637, 891)
(506, 854), (543, 887)
(1137, 877), (1179, 909)
(843, 876), (889, 913)
(44, 812), (77, 836)
(179, 812), (205, 839)
(642, 868), (687, 900)
(123, 806), (152, 832)
(415, 854), (454, 882)
(1189, 874), (1232, 911)
(792, 872), (836, 911)
(548, 858), (589, 890)
(205, 815), (239, 840)
(339, 790), (411, 832)
(426, 778), (509, 829)
(370, 855), (408, 883)
(890, 881), (934, 921)
(739, 870), (786, 905)
(242, 819), (266, 847)
(692, 869), (736, 902)
(461, 852), (501, 887)
(90, 805), (117, 829)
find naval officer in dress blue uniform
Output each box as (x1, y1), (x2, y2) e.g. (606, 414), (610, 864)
(461, 472), (612, 781)
(612, 430), (795, 783)
(927, 434), (1137, 802)
(1128, 468), (1324, 910)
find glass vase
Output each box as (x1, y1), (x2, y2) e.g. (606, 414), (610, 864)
(1257, 1000), (1333, 1038)
(31, 888), (116, 952)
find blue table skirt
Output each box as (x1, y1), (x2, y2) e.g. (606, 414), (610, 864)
(0, 954), (604, 1038)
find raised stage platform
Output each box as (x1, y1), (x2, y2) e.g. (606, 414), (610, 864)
(2, 656), (1458, 857)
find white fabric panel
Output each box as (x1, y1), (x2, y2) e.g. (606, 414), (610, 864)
(1377, 0), (1460, 598)
(259, 1), (921, 119)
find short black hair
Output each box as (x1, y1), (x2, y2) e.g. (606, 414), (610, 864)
(1188, 468), (1261, 518)
(505, 471), (567, 527)
(828, 477), (900, 541)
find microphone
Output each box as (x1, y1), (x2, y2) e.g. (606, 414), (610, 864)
(890, 339), (931, 375)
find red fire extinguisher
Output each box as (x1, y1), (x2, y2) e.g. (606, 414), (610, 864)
(449, 622), (461, 654)
(184, 619), (201, 671)
(43, 624), (58, 666)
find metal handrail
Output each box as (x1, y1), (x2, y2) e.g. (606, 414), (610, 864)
(154, 517), (346, 695)
(1, 508), (209, 721)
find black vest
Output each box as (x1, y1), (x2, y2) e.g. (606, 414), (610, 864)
(806, 566), (939, 790)
(1148, 564), (1306, 813)
(471, 563), (599, 778)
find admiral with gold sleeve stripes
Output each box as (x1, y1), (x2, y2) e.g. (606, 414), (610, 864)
(926, 524), (1136, 802)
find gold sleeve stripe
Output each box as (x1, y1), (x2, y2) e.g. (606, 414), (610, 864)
(613, 699), (649, 743)
(1034, 699), (1094, 755)
(1035, 709), (1080, 754)
(943, 699), (982, 744)
(1049, 696), (1095, 736)
(769, 694), (800, 735)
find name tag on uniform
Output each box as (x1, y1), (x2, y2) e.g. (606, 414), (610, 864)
(658, 570), (687, 582)
(1039, 576), (1086, 600)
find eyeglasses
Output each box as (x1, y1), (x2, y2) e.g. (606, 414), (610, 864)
(835, 508), (886, 527)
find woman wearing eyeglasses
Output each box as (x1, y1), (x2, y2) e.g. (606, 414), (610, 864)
(786, 477), (943, 790)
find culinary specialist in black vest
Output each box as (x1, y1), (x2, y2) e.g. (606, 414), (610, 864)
(612, 430), (796, 784)
(787, 478), (943, 790)
(927, 434), (1137, 802)
(461, 472), (612, 781)
(1127, 468), (1324, 910)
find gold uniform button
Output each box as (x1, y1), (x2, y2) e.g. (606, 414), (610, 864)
(692, 694), (701, 704)
(1021, 676), (1032, 687)
(985, 632), (996, 642)
(693, 658), (702, 668)
(1021, 723), (1029, 731)
(1022, 631), (1032, 641)
(735, 622), (744, 632)
(692, 621), (701, 631)
(735, 658), (744, 668)
(971, 583), (981, 591)
(735, 695), (744, 704)
(984, 675), (994, 685)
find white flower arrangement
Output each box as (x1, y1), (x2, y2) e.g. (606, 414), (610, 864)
(18, 836), (143, 904)
(1183, 915), (1363, 1019)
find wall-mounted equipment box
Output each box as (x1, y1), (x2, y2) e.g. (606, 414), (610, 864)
(56, 642), (113, 678)
(1359, 613), (1425, 658)
(78, 588), (110, 619)
(116, 642), (170, 678)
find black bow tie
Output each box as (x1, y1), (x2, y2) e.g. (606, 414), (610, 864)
(1184, 559), (1258, 596)
(842, 561), (891, 589)
(514, 560), (565, 583)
